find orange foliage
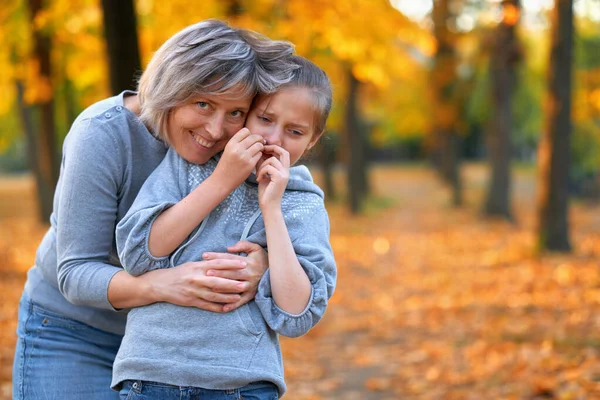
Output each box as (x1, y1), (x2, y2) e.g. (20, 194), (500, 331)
(2, 165), (600, 399)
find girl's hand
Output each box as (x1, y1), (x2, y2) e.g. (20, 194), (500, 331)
(213, 128), (264, 188)
(257, 145), (290, 209)
(138, 260), (250, 313)
(203, 240), (269, 312)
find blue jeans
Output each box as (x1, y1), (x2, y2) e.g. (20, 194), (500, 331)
(12, 293), (123, 400)
(119, 380), (279, 400)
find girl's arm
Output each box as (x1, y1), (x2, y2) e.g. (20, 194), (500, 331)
(148, 128), (265, 257)
(256, 154), (336, 337)
(261, 207), (312, 313)
(256, 146), (315, 314)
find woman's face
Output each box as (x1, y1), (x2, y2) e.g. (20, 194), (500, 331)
(245, 87), (321, 170)
(167, 92), (253, 165)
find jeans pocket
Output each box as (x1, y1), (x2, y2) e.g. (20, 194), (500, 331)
(31, 303), (89, 330)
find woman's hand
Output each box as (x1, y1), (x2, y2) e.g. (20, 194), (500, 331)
(213, 128), (264, 188)
(257, 145), (290, 209)
(202, 241), (269, 312)
(137, 259), (251, 313)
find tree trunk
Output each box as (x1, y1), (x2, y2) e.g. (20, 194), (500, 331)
(442, 132), (463, 206)
(345, 69), (365, 214)
(28, 0), (59, 223)
(16, 81), (49, 222)
(100, 0), (142, 94)
(317, 140), (336, 200)
(536, 0), (573, 251)
(431, 0), (463, 206)
(227, 0), (244, 16)
(485, 0), (521, 219)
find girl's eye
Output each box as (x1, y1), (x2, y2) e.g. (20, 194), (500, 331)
(196, 102), (209, 109)
(259, 115), (271, 123)
(291, 130), (303, 136)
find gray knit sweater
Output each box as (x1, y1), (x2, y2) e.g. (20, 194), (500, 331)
(113, 147), (337, 395)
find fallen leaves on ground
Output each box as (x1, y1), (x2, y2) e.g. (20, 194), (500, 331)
(1, 165), (599, 399)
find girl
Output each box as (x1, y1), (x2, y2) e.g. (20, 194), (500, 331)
(114, 55), (336, 399)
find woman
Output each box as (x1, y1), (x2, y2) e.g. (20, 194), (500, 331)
(12, 19), (298, 400)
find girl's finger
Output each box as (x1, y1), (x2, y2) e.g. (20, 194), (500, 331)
(263, 145), (290, 167)
(259, 157), (285, 174)
(227, 240), (263, 254)
(257, 165), (279, 182)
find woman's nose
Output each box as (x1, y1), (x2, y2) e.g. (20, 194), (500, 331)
(205, 113), (225, 139)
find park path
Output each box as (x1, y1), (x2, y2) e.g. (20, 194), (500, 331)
(1, 165), (600, 399)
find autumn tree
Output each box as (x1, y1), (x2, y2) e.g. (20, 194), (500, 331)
(536, 0), (574, 251)
(484, 0), (522, 219)
(27, 0), (59, 222)
(430, 0), (463, 207)
(100, 0), (141, 94)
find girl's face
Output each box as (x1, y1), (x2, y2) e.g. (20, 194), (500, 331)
(167, 92), (253, 165)
(246, 87), (321, 170)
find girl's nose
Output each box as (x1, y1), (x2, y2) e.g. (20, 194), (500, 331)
(264, 128), (282, 146)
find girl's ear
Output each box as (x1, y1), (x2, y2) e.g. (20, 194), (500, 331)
(306, 131), (324, 152)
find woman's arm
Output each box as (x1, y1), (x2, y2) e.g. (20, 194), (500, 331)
(148, 128), (265, 257)
(56, 119), (132, 308)
(110, 241), (269, 311)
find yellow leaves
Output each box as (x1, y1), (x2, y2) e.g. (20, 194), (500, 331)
(353, 63), (389, 88)
(23, 59), (52, 104)
(589, 88), (600, 112)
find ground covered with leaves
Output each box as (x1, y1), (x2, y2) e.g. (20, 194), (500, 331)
(1, 165), (599, 399)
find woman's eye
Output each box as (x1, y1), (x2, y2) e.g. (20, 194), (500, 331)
(196, 102), (209, 109)
(230, 110), (244, 118)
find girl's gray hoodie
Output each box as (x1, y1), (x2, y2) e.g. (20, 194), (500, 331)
(113, 147), (337, 395)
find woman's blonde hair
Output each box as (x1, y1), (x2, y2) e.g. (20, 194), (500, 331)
(137, 19), (297, 143)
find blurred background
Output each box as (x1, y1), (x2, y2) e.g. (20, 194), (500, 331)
(1, 0), (599, 398)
